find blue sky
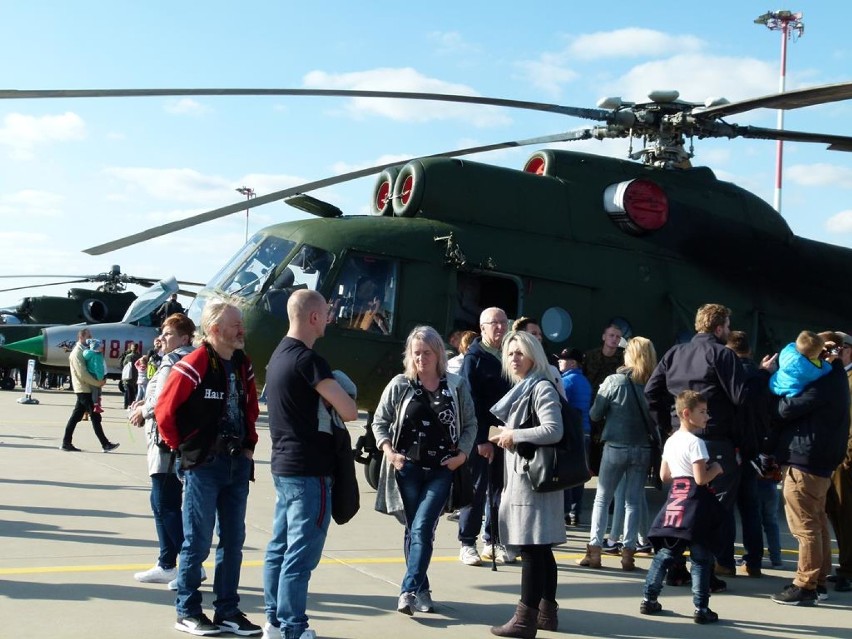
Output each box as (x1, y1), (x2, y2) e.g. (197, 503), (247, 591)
(1, 1), (850, 309)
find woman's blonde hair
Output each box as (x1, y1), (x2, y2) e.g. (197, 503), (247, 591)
(403, 325), (448, 380)
(624, 336), (657, 385)
(501, 330), (551, 383)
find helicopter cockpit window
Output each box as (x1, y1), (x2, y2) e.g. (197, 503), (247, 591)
(211, 235), (297, 298)
(328, 255), (398, 335)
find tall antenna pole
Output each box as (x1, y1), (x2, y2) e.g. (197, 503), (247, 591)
(235, 186), (256, 243)
(754, 10), (804, 214)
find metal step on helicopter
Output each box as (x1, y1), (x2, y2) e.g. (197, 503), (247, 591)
(0, 266), (203, 389)
(2, 82), (851, 484)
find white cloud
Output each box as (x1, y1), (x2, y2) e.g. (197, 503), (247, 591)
(568, 28), (705, 60)
(515, 55), (579, 97)
(428, 31), (479, 56)
(604, 54), (777, 105)
(825, 209), (852, 233)
(331, 154), (413, 175)
(104, 167), (233, 203)
(0, 189), (64, 216)
(164, 98), (211, 115)
(787, 163), (852, 188)
(302, 68), (511, 127)
(0, 112), (86, 159)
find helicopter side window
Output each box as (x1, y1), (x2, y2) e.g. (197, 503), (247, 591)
(212, 235), (297, 298)
(261, 245), (335, 320)
(328, 255), (398, 335)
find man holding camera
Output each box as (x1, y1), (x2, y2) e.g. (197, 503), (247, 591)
(156, 300), (261, 636)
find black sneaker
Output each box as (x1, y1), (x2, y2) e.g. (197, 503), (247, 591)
(771, 584), (818, 606)
(816, 585), (829, 601)
(693, 607), (719, 624)
(102, 442), (120, 452)
(213, 612), (262, 636)
(175, 613), (221, 635)
(835, 576), (852, 592)
(602, 539), (623, 555)
(60, 443), (81, 452)
(635, 541), (654, 556)
(640, 599), (662, 615)
(710, 575), (727, 593)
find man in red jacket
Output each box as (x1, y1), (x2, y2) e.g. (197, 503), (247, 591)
(156, 300), (261, 637)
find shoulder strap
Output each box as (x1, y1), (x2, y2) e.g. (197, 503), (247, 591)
(626, 374), (658, 442)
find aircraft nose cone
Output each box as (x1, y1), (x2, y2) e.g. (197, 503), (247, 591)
(5, 334), (44, 357)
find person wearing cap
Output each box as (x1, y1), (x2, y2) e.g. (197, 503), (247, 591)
(826, 331), (852, 593)
(555, 348), (591, 526)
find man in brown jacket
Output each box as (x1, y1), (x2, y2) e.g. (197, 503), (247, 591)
(61, 328), (119, 452)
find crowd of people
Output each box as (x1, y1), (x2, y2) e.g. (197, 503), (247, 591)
(55, 297), (852, 637)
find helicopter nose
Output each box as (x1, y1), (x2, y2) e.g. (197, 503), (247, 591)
(4, 334), (44, 357)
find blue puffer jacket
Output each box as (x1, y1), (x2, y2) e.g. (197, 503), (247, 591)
(769, 342), (831, 397)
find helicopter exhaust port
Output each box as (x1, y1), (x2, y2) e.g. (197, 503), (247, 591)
(603, 179), (668, 235)
(370, 167), (400, 216)
(82, 299), (109, 323)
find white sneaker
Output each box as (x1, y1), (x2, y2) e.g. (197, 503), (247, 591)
(134, 564), (177, 584)
(459, 545), (482, 566)
(397, 591), (416, 615)
(261, 623), (281, 639)
(414, 590), (435, 613)
(168, 566), (208, 591)
(499, 544), (518, 564)
(481, 544), (494, 561)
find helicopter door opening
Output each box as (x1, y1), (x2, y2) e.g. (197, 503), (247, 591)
(453, 272), (520, 331)
(328, 254), (398, 336)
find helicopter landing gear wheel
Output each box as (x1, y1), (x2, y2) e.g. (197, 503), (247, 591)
(0, 376), (14, 391)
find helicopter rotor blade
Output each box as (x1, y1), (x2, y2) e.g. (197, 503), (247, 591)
(0, 274), (93, 279)
(727, 125), (852, 151)
(0, 87), (613, 122)
(0, 279), (90, 294)
(696, 81), (852, 119)
(83, 127), (598, 255)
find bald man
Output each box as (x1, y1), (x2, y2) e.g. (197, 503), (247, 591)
(263, 290), (358, 639)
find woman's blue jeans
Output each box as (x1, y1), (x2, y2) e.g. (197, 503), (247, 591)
(150, 471), (183, 569)
(590, 443), (650, 548)
(609, 474), (650, 543)
(644, 541), (713, 608)
(396, 462), (453, 594)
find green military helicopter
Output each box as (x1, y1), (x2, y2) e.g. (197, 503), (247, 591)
(7, 82), (851, 484)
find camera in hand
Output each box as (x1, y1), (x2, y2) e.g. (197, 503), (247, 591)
(217, 418), (243, 457)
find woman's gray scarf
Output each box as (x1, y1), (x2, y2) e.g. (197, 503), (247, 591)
(490, 371), (548, 425)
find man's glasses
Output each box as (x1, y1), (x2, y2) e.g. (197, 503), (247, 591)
(482, 320), (508, 327)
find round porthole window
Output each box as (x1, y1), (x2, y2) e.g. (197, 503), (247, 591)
(541, 307), (573, 342)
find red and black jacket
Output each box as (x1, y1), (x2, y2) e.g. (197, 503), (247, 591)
(155, 342), (259, 469)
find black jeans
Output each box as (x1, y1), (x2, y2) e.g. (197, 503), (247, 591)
(520, 544), (557, 607)
(458, 447), (504, 546)
(63, 392), (110, 447)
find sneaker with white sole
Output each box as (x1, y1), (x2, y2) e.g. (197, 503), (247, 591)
(397, 591), (416, 615)
(481, 543), (495, 561)
(459, 545), (482, 566)
(175, 614), (221, 636)
(135, 564), (177, 584)
(213, 612), (262, 636)
(168, 566), (208, 591)
(414, 590), (435, 613)
(499, 544), (518, 564)
(261, 622), (281, 639)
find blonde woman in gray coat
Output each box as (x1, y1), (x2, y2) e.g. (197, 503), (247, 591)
(372, 325), (477, 617)
(489, 330), (565, 638)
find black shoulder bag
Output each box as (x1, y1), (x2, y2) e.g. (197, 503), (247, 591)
(626, 376), (663, 490)
(520, 380), (592, 493)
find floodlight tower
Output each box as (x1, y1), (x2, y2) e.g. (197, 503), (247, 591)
(754, 10), (804, 214)
(235, 186), (256, 243)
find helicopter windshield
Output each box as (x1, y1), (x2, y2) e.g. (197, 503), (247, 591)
(210, 235), (297, 298)
(328, 254), (398, 335)
(122, 277), (179, 324)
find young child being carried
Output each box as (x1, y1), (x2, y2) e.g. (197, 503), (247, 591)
(640, 390), (724, 625)
(769, 330), (832, 397)
(83, 338), (106, 414)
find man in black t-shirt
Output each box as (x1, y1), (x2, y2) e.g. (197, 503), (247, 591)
(262, 289), (358, 639)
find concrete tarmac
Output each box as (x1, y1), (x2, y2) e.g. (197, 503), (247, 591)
(1, 385), (850, 639)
